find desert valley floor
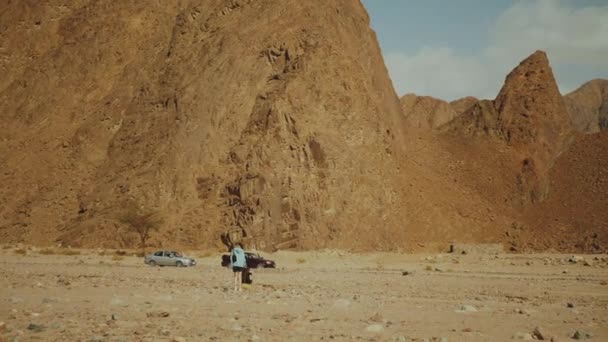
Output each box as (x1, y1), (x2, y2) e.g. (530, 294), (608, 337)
(1, 248), (607, 341)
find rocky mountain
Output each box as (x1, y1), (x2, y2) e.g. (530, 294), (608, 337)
(400, 94), (457, 131)
(0, 2), (605, 253)
(442, 51), (573, 205)
(563, 79), (608, 133)
(450, 96), (479, 116)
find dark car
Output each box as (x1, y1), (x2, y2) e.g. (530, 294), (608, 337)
(221, 252), (276, 269)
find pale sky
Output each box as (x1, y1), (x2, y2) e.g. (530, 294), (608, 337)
(362, 0), (608, 101)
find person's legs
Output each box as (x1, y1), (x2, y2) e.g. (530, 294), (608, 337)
(234, 270), (239, 291)
(236, 270), (242, 291)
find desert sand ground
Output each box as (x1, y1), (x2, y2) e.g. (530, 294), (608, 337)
(1, 247), (607, 342)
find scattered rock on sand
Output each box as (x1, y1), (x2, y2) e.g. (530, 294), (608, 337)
(0, 321), (5, 332)
(567, 303), (575, 308)
(568, 256), (584, 264)
(332, 299), (351, 309)
(513, 332), (534, 340)
(456, 304), (478, 313)
(89, 336), (104, 342)
(532, 326), (549, 340)
(146, 311), (170, 318)
(368, 312), (383, 323)
(365, 324), (384, 333)
(572, 330), (592, 340)
(172, 337), (187, 342)
(27, 323), (45, 333)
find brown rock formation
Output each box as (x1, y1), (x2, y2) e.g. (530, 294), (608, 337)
(450, 96), (479, 116)
(563, 79), (608, 133)
(0, 0), (406, 250)
(442, 51), (573, 204)
(400, 94), (457, 131)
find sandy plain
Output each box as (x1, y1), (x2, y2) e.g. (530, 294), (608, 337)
(1, 247), (607, 342)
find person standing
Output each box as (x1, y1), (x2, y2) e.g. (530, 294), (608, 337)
(230, 243), (246, 292)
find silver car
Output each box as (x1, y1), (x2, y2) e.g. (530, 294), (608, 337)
(144, 250), (196, 267)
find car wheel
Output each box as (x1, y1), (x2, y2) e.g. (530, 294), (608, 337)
(149, 260), (157, 267)
(176, 261), (183, 267)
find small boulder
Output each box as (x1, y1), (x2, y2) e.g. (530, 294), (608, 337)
(456, 304), (477, 313)
(532, 326), (548, 340)
(512, 332), (534, 340)
(568, 256), (584, 263)
(572, 330), (592, 340)
(26, 323), (45, 333)
(365, 324), (384, 333)
(332, 299), (351, 309)
(146, 311), (170, 318)
(368, 312), (383, 323)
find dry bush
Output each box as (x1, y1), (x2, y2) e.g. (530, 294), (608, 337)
(39, 248), (57, 255)
(2, 245), (12, 249)
(115, 250), (127, 256)
(14, 248), (27, 255)
(296, 258), (306, 264)
(119, 204), (163, 254)
(425, 265), (433, 271)
(112, 255), (124, 261)
(134, 251), (145, 257)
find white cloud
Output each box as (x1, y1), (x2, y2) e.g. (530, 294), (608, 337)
(386, 0), (608, 101)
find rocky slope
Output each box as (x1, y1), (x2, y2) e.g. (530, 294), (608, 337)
(563, 79), (608, 133)
(521, 131), (608, 252)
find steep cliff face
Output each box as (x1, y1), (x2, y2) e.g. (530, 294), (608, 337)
(442, 51), (573, 204)
(0, 0), (406, 249)
(564, 79), (608, 133)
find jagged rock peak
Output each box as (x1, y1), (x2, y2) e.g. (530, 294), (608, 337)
(494, 50), (571, 146)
